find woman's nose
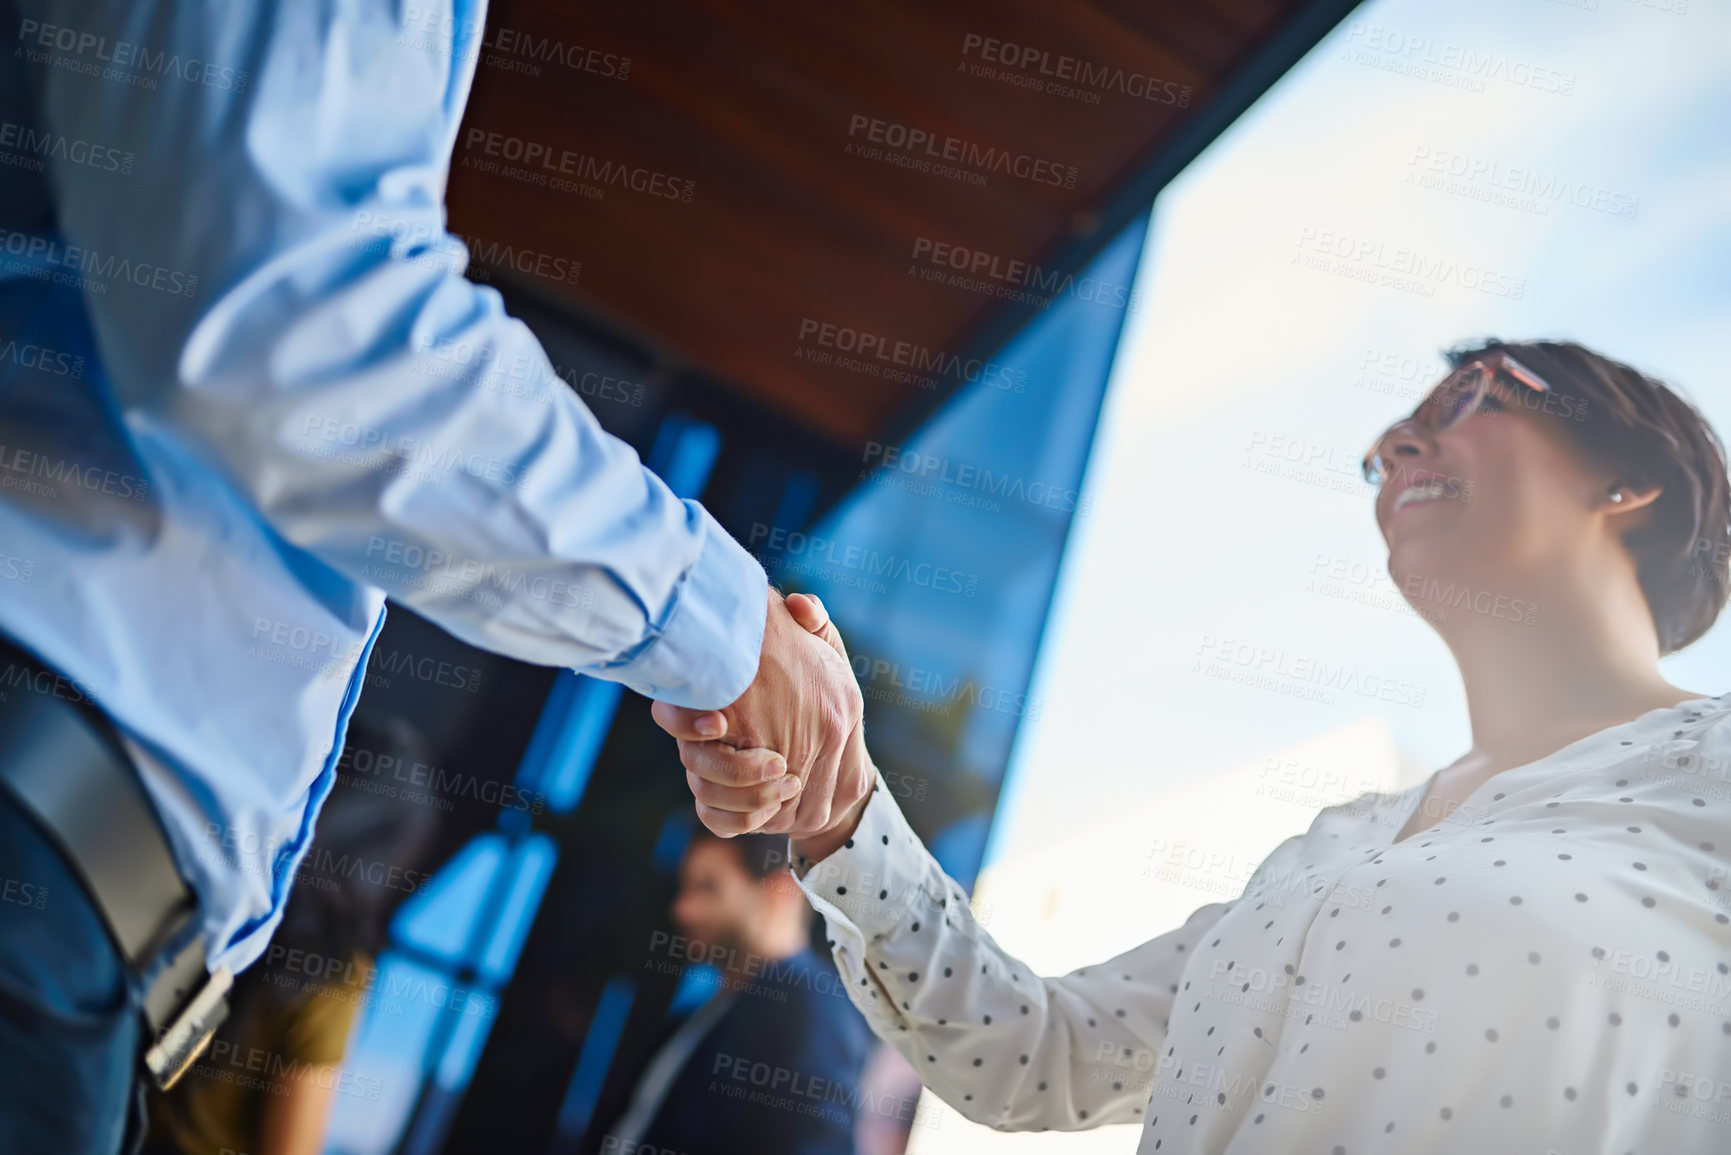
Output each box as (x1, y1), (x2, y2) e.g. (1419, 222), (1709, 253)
(1375, 420), (1433, 480)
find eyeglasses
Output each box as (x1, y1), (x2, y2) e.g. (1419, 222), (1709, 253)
(1361, 351), (1553, 486)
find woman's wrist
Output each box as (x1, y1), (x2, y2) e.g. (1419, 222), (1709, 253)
(792, 791), (871, 865)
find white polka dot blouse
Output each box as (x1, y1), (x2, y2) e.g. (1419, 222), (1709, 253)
(792, 692), (1731, 1153)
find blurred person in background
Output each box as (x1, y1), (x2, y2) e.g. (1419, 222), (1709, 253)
(141, 718), (440, 1155)
(662, 340), (1731, 1151)
(851, 1043), (929, 1155)
(597, 829), (875, 1155)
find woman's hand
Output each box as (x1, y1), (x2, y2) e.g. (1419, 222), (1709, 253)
(652, 588), (863, 837)
(666, 593), (874, 849)
(779, 594), (874, 858)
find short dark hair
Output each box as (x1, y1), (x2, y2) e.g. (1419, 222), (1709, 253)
(1444, 338), (1730, 654)
(689, 828), (791, 881)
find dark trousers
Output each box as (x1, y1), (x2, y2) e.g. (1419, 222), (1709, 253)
(0, 784), (145, 1154)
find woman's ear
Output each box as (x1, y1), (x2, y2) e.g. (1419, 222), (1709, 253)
(1601, 480), (1662, 518)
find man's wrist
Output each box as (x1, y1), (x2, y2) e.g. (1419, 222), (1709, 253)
(619, 516), (768, 708)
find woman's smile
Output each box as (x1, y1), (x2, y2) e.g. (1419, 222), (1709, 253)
(1390, 478), (1461, 518)
(1378, 469), (1469, 534)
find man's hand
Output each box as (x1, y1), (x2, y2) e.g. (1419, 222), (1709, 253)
(652, 590), (868, 837)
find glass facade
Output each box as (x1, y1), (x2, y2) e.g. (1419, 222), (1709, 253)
(322, 216), (1151, 1154)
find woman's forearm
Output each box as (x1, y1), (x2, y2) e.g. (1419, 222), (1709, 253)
(789, 769), (1227, 1131)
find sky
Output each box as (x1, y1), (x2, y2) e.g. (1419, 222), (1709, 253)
(986, 0), (1731, 868)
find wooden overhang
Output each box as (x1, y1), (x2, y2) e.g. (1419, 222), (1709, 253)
(447, 0), (1363, 448)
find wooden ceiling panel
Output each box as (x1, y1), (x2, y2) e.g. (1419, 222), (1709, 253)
(446, 0), (1350, 445)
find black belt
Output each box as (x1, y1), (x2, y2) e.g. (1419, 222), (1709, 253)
(0, 636), (231, 1091)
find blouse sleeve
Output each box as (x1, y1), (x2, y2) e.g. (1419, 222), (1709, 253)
(790, 773), (1232, 1133)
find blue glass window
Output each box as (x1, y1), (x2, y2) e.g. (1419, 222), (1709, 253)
(755, 218), (1149, 887)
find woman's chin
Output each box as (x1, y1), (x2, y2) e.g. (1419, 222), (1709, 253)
(1389, 548), (1478, 602)
(1385, 541), (1442, 591)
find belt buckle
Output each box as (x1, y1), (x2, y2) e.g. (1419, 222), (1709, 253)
(143, 966), (233, 1092)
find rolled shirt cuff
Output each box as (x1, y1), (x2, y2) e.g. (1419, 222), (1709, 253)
(615, 504), (767, 709)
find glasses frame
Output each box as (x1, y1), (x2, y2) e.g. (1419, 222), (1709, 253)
(1361, 351), (1553, 485)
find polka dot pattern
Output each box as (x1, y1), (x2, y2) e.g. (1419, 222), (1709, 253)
(789, 695), (1731, 1152)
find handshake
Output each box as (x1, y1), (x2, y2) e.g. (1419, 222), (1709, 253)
(651, 590), (874, 862)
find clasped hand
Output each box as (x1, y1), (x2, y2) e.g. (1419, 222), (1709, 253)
(652, 591), (872, 849)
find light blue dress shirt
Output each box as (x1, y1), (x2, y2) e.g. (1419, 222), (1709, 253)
(0, 0), (766, 975)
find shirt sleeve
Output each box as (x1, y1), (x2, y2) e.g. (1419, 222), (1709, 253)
(11, 0), (765, 709)
(791, 774), (1233, 1133)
